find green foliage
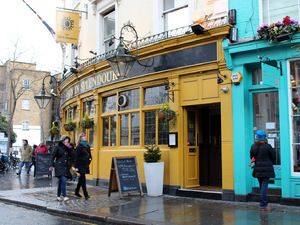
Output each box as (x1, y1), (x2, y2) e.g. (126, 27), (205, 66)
(0, 112), (17, 145)
(156, 100), (178, 129)
(79, 113), (94, 131)
(257, 16), (300, 43)
(143, 139), (162, 163)
(49, 122), (60, 139)
(63, 118), (77, 132)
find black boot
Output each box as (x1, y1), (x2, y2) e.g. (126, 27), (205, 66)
(75, 189), (82, 198)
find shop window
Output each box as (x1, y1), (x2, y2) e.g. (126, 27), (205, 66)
(131, 113), (140, 145)
(73, 106), (78, 120)
(120, 114), (129, 146)
(145, 111), (156, 145)
(261, 0), (299, 24)
(89, 101), (95, 116)
(252, 68), (262, 85)
(65, 110), (68, 123)
(103, 95), (117, 113)
(158, 119), (169, 145)
(290, 60), (300, 173)
(103, 116), (116, 146)
(164, 0), (188, 31)
(89, 129), (94, 148)
(119, 89), (140, 111)
(144, 86), (168, 106)
(104, 10), (115, 52)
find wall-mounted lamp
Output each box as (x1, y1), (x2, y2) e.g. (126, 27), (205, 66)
(191, 24), (205, 35)
(106, 24), (153, 79)
(221, 86), (229, 93)
(34, 75), (58, 109)
(217, 71), (227, 84)
(89, 50), (97, 55)
(164, 79), (175, 102)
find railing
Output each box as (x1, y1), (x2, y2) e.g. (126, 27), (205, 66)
(60, 16), (228, 83)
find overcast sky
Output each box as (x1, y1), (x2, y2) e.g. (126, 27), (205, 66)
(0, 0), (62, 73)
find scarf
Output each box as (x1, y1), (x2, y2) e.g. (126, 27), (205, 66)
(80, 141), (88, 148)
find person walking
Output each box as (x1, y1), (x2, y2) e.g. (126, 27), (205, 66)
(75, 133), (92, 200)
(250, 130), (276, 211)
(50, 135), (74, 202)
(16, 140), (33, 176)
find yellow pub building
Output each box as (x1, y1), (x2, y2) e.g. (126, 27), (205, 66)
(59, 22), (234, 200)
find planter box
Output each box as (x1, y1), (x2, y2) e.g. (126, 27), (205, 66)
(144, 162), (164, 196)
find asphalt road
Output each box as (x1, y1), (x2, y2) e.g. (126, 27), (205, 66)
(0, 202), (101, 225)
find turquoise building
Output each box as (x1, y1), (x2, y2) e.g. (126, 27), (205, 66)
(223, 0), (300, 204)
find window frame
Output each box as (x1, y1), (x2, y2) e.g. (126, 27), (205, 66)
(22, 79), (31, 90)
(163, 0), (189, 31)
(22, 120), (29, 130)
(101, 85), (170, 148)
(21, 99), (30, 110)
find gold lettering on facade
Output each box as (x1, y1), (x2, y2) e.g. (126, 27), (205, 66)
(74, 85), (79, 95)
(107, 72), (112, 82)
(81, 82), (86, 91)
(102, 73), (107, 83)
(112, 71), (118, 81)
(96, 74), (102, 85)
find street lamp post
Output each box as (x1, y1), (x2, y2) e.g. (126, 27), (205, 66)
(34, 75), (58, 109)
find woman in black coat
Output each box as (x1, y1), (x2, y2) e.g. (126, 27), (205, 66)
(75, 133), (92, 200)
(250, 130), (276, 211)
(50, 135), (73, 202)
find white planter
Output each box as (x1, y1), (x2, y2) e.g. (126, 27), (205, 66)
(144, 162), (164, 196)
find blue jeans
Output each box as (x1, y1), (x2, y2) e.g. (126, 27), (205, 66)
(258, 177), (270, 208)
(57, 176), (67, 198)
(18, 161), (30, 174)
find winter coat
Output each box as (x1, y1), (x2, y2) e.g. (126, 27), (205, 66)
(20, 145), (33, 162)
(51, 142), (74, 177)
(34, 145), (48, 154)
(250, 143), (276, 178)
(75, 144), (92, 174)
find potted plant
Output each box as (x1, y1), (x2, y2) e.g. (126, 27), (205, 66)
(49, 122), (60, 140)
(143, 139), (164, 196)
(63, 118), (77, 132)
(79, 113), (94, 130)
(157, 100), (177, 129)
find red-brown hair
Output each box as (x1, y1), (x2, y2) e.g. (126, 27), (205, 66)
(254, 139), (268, 145)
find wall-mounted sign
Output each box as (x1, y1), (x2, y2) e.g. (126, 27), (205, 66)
(231, 72), (243, 85)
(56, 10), (79, 44)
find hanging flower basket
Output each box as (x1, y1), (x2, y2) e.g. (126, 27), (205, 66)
(50, 129), (56, 135)
(49, 122), (60, 139)
(156, 101), (177, 129)
(84, 121), (93, 129)
(79, 113), (94, 132)
(63, 118), (77, 132)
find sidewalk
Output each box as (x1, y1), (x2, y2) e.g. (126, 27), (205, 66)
(1, 174), (300, 224)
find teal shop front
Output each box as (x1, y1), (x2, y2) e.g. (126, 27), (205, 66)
(223, 33), (300, 204)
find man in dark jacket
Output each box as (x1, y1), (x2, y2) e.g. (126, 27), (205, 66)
(250, 130), (276, 211)
(50, 135), (73, 202)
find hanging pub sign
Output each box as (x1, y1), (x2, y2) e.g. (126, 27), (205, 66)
(261, 60), (281, 88)
(55, 10), (79, 44)
(108, 156), (143, 199)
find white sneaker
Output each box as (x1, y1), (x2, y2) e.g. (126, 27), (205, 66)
(63, 197), (69, 202)
(56, 197), (62, 202)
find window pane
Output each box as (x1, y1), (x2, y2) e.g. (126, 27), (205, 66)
(187, 111), (196, 146)
(111, 116), (116, 146)
(131, 113), (140, 145)
(164, 7), (188, 31)
(103, 95), (117, 113)
(104, 11), (115, 39)
(290, 61), (300, 86)
(120, 114), (129, 146)
(89, 101), (95, 116)
(164, 0), (188, 11)
(83, 102), (87, 117)
(73, 106), (78, 119)
(65, 111), (68, 123)
(158, 119), (169, 145)
(144, 86), (168, 106)
(252, 68), (262, 85)
(119, 89), (140, 111)
(89, 129), (94, 148)
(103, 118), (109, 146)
(144, 111), (156, 145)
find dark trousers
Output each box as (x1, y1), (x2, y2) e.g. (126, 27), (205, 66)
(258, 177), (270, 208)
(75, 173), (88, 197)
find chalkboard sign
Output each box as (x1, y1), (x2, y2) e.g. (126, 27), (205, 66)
(35, 153), (52, 178)
(108, 156), (143, 198)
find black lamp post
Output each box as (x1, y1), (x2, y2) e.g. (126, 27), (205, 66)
(107, 24), (138, 79)
(34, 75), (58, 109)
